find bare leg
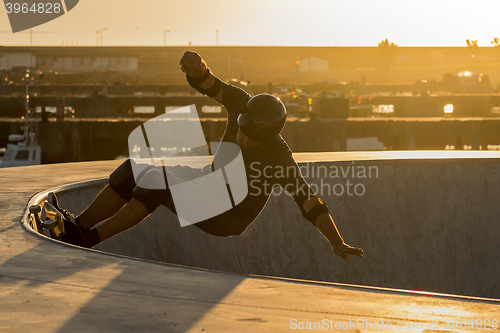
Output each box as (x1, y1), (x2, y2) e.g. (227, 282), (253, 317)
(92, 198), (151, 242)
(77, 184), (128, 228)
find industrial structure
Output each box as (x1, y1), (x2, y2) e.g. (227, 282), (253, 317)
(1, 45), (500, 86)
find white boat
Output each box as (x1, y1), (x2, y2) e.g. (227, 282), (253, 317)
(0, 129), (41, 168)
(1, 69), (43, 168)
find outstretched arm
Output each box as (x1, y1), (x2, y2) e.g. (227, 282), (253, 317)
(296, 195), (364, 261)
(179, 51), (223, 104)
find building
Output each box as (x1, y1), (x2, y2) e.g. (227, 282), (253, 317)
(1, 45), (500, 87)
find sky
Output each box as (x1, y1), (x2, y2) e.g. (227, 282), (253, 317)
(0, 0), (498, 47)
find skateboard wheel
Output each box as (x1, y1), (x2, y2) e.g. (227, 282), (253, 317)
(43, 219), (58, 230)
(29, 205), (41, 215)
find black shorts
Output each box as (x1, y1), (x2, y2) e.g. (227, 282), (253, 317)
(109, 159), (245, 237)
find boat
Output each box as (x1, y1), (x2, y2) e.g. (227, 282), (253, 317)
(1, 68), (42, 168)
(0, 119), (41, 168)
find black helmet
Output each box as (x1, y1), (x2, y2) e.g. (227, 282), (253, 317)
(237, 94), (287, 142)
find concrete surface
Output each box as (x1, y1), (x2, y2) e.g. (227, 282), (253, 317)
(61, 151), (500, 299)
(1, 152), (500, 332)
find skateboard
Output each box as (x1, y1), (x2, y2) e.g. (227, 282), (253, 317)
(29, 202), (84, 246)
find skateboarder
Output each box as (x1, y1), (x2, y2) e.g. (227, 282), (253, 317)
(50, 51), (363, 261)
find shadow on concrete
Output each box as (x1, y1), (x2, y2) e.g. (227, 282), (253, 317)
(61, 160), (500, 299)
(0, 232), (246, 332)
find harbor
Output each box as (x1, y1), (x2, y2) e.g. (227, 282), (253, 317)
(2, 2), (500, 330)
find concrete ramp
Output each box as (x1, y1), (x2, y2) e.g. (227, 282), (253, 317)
(50, 152), (500, 298)
(1, 153), (499, 332)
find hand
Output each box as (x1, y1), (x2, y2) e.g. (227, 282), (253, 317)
(179, 51), (207, 77)
(332, 242), (364, 261)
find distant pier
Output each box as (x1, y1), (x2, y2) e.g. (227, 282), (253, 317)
(2, 117), (500, 164)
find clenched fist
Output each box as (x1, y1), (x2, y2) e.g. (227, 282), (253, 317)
(180, 51), (208, 78)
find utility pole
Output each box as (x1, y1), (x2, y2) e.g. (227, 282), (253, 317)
(100, 28), (107, 46)
(294, 61), (299, 91)
(164, 30), (170, 47)
(216, 29), (219, 46)
(29, 28), (33, 68)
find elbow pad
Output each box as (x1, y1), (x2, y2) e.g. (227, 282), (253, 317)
(294, 191), (329, 225)
(302, 201), (329, 225)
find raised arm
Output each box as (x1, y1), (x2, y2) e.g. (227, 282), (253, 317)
(179, 51), (223, 104)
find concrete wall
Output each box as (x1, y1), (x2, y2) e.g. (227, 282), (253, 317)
(2, 117), (500, 163)
(0, 52), (34, 70)
(54, 156), (500, 299)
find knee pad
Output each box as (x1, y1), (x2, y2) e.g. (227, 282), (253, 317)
(132, 168), (172, 213)
(110, 159), (156, 201)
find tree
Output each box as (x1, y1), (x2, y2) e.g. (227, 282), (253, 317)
(491, 38), (500, 47)
(466, 39), (478, 48)
(378, 38), (397, 48)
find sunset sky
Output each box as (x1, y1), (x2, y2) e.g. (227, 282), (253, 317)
(0, 0), (498, 47)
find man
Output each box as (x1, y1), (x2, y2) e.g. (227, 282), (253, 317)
(51, 51), (363, 261)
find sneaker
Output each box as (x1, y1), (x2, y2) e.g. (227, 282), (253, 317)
(77, 224), (101, 248)
(47, 192), (79, 225)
